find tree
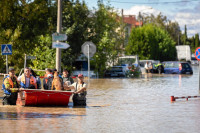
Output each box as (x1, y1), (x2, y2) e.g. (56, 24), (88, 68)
(126, 24), (176, 61)
(61, 0), (93, 69)
(141, 13), (181, 46)
(31, 34), (56, 75)
(0, 0), (52, 73)
(195, 33), (199, 49)
(90, 2), (124, 76)
(183, 25), (188, 45)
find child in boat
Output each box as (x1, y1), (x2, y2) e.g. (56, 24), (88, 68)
(51, 71), (63, 91)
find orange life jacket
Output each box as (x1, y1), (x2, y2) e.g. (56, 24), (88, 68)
(21, 74), (37, 89)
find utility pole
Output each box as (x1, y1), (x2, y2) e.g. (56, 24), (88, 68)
(56, 0), (62, 72)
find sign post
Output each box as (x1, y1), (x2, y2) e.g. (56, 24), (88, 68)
(82, 42), (96, 81)
(195, 47), (200, 91)
(1, 44), (12, 74)
(24, 54), (36, 68)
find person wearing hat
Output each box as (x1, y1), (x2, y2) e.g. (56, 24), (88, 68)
(2, 68), (19, 105)
(65, 74), (87, 106)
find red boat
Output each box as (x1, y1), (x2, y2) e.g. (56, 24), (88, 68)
(16, 89), (73, 106)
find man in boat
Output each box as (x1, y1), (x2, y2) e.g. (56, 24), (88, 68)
(17, 67), (37, 89)
(2, 68), (19, 105)
(65, 74), (87, 106)
(62, 69), (74, 90)
(43, 68), (54, 90)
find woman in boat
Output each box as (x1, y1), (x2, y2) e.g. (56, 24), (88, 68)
(30, 68), (41, 89)
(65, 74), (87, 106)
(2, 68), (19, 105)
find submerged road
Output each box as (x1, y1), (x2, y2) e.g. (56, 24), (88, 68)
(0, 66), (200, 133)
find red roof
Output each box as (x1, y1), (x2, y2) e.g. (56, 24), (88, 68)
(123, 15), (142, 27)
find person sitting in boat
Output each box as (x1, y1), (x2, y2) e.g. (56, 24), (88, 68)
(65, 74), (87, 106)
(30, 68), (41, 89)
(17, 67), (37, 89)
(51, 71), (63, 91)
(2, 68), (19, 105)
(52, 68), (62, 79)
(43, 68), (54, 90)
(62, 69), (74, 90)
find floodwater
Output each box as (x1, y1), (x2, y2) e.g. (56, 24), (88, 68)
(0, 66), (200, 133)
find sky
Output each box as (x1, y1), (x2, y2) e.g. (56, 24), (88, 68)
(81, 0), (200, 37)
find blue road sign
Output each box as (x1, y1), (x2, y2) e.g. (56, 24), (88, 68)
(195, 47), (200, 61)
(1, 44), (12, 55)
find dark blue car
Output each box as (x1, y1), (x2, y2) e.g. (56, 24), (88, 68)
(163, 61), (193, 74)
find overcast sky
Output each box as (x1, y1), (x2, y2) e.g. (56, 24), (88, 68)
(82, 0), (200, 37)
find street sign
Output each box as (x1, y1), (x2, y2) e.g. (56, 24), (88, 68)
(82, 41), (96, 58)
(52, 42), (70, 49)
(1, 44), (12, 55)
(195, 47), (200, 61)
(52, 33), (67, 41)
(27, 56), (36, 59)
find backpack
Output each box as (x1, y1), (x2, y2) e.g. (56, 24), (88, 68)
(43, 77), (53, 90)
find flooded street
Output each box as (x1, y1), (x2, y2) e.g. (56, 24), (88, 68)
(0, 66), (200, 133)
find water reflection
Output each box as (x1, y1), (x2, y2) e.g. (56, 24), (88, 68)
(0, 111), (86, 120)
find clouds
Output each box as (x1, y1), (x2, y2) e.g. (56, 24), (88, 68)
(123, 3), (200, 37)
(123, 5), (160, 17)
(173, 2), (200, 36)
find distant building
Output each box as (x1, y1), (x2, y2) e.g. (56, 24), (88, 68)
(122, 13), (142, 46)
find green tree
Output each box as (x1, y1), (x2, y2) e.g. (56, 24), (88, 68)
(0, 0), (52, 73)
(90, 3), (124, 76)
(61, 0), (93, 69)
(195, 33), (199, 49)
(142, 13), (181, 46)
(126, 24), (176, 61)
(31, 34), (56, 75)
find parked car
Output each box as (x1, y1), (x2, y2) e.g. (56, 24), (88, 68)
(162, 61), (193, 74)
(104, 66), (126, 77)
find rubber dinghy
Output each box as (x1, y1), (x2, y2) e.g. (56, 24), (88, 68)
(16, 89), (73, 106)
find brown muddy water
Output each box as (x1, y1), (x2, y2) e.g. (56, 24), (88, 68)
(0, 66), (200, 133)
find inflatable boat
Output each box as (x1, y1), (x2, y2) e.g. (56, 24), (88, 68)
(16, 89), (73, 106)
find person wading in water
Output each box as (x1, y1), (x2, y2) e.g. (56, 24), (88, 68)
(65, 74), (87, 106)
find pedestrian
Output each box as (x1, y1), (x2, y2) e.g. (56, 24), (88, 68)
(18, 67), (37, 89)
(2, 68), (19, 105)
(145, 61), (150, 73)
(62, 69), (74, 90)
(65, 74), (87, 106)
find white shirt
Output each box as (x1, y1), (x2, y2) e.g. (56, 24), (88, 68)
(70, 82), (87, 92)
(145, 63), (149, 69)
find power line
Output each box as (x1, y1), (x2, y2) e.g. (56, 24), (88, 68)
(105, 0), (200, 5)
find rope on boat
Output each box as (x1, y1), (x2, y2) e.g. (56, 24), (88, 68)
(171, 95), (200, 102)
